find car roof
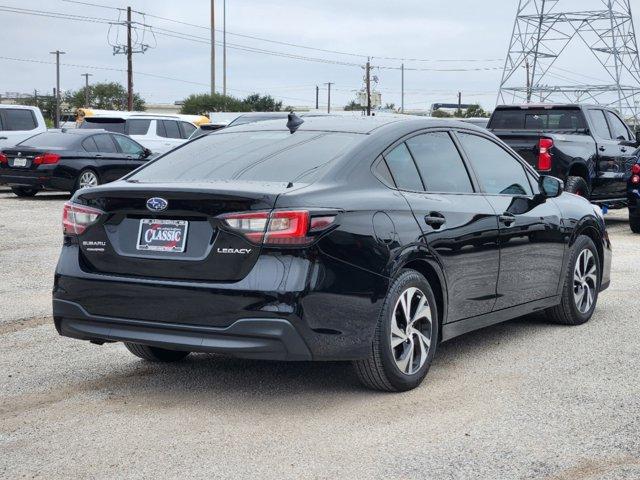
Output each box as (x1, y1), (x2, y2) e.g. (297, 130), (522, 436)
(224, 115), (486, 135)
(0, 104), (39, 110)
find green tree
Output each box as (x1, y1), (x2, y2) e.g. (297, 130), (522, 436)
(384, 103), (396, 111)
(243, 93), (282, 112)
(180, 93), (249, 115)
(463, 104), (490, 118)
(431, 109), (452, 118)
(344, 100), (362, 111)
(65, 82), (145, 111)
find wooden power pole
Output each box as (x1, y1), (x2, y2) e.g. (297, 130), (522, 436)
(366, 58), (372, 116)
(49, 50), (65, 128)
(126, 6), (133, 111)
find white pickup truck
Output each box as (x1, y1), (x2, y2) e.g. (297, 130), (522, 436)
(0, 105), (47, 149)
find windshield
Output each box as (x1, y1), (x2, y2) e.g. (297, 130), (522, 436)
(130, 131), (363, 184)
(489, 108), (587, 131)
(18, 132), (78, 149)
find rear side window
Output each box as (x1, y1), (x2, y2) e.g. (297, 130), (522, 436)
(130, 131), (362, 183)
(128, 119), (151, 136)
(588, 110), (611, 139)
(384, 143), (424, 191)
(457, 133), (532, 196)
(605, 111), (631, 141)
(82, 137), (99, 152)
(406, 132), (473, 193)
(157, 120), (182, 139)
(1, 109), (37, 131)
(92, 134), (117, 153)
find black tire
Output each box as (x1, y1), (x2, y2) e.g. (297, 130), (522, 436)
(564, 176), (590, 199)
(73, 169), (100, 193)
(545, 235), (600, 325)
(630, 214), (640, 234)
(124, 342), (190, 362)
(10, 186), (39, 197)
(354, 269), (439, 392)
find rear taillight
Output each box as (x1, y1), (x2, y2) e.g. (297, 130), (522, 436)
(0, 153), (7, 164)
(538, 138), (553, 171)
(34, 153), (60, 165)
(220, 210), (335, 245)
(632, 175), (640, 184)
(632, 164), (640, 175)
(62, 202), (104, 235)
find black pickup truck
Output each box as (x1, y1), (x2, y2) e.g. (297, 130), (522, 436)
(488, 104), (640, 208)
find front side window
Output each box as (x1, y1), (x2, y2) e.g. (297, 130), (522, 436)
(588, 110), (612, 140)
(130, 131), (362, 184)
(605, 111), (631, 141)
(457, 133), (532, 196)
(405, 132), (473, 193)
(180, 122), (196, 138)
(384, 143), (424, 191)
(1, 109), (37, 131)
(113, 135), (144, 155)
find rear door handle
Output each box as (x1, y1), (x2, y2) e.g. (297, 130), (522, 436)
(621, 147), (628, 153)
(424, 212), (446, 229)
(499, 213), (516, 226)
(598, 146), (606, 152)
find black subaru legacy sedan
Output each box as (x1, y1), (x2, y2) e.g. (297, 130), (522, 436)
(53, 116), (611, 391)
(0, 129), (153, 197)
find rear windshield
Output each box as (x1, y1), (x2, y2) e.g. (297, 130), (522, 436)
(130, 131), (362, 183)
(18, 132), (78, 148)
(80, 118), (126, 134)
(489, 108), (587, 131)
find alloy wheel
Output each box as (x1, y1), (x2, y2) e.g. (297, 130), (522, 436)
(390, 287), (433, 375)
(79, 171), (98, 189)
(573, 249), (597, 314)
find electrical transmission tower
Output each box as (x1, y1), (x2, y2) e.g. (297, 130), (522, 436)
(497, 0), (640, 122)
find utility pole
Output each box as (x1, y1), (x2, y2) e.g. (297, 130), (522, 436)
(210, 0), (215, 94)
(49, 50), (65, 128)
(457, 91), (462, 116)
(400, 63), (405, 114)
(33, 90), (38, 108)
(315, 85), (319, 110)
(81, 73), (93, 107)
(223, 0), (227, 98)
(126, 6), (133, 111)
(366, 57), (371, 116)
(325, 82), (333, 113)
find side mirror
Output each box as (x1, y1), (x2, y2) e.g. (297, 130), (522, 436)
(142, 148), (152, 158)
(538, 175), (563, 198)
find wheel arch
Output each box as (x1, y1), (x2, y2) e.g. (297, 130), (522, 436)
(571, 218), (605, 282)
(567, 161), (591, 185)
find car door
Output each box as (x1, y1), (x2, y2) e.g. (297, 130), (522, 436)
(0, 108), (41, 148)
(455, 131), (566, 310)
(586, 108), (623, 199)
(90, 133), (129, 183)
(383, 130), (501, 322)
(604, 110), (637, 194)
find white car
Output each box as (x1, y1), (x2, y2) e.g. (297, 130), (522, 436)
(0, 105), (47, 149)
(80, 115), (198, 154)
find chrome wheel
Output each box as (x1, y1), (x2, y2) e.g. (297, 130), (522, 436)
(573, 249), (597, 314)
(78, 171), (98, 189)
(390, 287), (432, 375)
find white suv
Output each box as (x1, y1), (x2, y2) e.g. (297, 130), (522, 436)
(0, 105), (47, 149)
(80, 115), (197, 154)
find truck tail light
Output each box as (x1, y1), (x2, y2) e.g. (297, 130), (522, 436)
(631, 164), (640, 175)
(0, 153), (7, 164)
(34, 153), (61, 165)
(220, 210), (335, 246)
(62, 202), (104, 235)
(538, 138), (553, 171)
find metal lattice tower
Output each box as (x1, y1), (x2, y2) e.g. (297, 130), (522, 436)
(497, 0), (640, 122)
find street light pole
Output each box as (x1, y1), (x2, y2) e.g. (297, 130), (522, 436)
(49, 50), (65, 128)
(81, 73), (93, 108)
(210, 0), (215, 95)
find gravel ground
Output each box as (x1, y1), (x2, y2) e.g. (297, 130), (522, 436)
(0, 189), (639, 479)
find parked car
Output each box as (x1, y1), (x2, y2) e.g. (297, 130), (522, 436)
(489, 104), (640, 208)
(628, 150), (640, 233)
(79, 114), (199, 154)
(187, 123), (227, 140)
(53, 116), (611, 392)
(0, 129), (153, 197)
(0, 105), (47, 149)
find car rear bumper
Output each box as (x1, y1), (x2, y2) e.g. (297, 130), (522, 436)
(53, 244), (386, 360)
(53, 299), (312, 360)
(0, 169), (71, 191)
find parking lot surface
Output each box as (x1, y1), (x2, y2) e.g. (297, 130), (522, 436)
(1, 189), (639, 479)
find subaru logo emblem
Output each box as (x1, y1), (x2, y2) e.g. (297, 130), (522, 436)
(146, 197), (168, 212)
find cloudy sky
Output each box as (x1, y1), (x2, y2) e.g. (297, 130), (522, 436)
(0, 0), (638, 111)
